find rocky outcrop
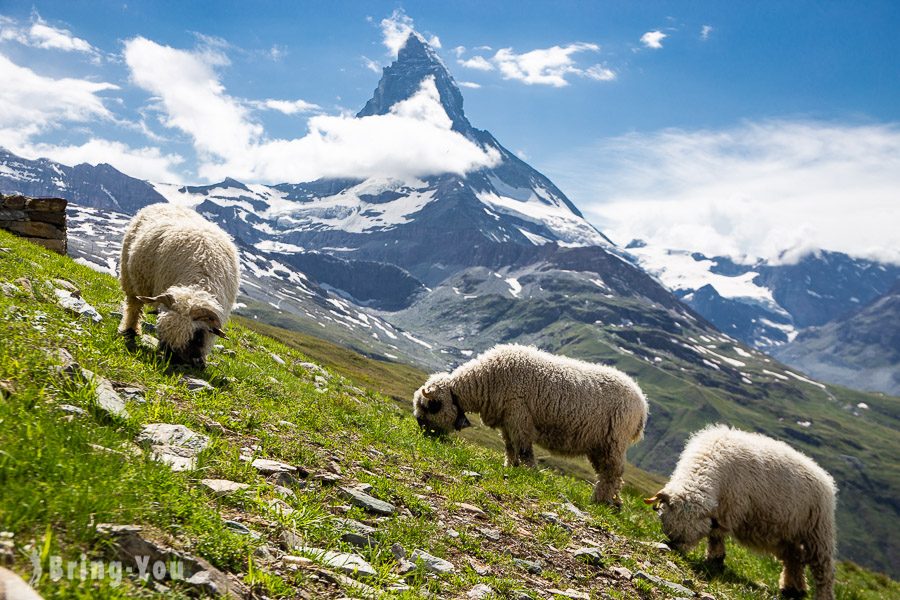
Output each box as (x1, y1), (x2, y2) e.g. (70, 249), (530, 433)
(0, 194), (66, 253)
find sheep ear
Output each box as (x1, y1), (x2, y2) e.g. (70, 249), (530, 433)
(137, 293), (174, 308)
(644, 491), (670, 506)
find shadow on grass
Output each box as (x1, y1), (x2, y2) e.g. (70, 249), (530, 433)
(685, 555), (767, 592)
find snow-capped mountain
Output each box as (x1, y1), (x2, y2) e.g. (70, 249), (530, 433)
(627, 241), (900, 351)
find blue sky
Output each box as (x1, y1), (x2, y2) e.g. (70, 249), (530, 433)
(1, 1), (898, 261)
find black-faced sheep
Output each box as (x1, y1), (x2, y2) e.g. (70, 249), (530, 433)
(118, 204), (240, 368)
(413, 344), (648, 505)
(646, 425), (836, 600)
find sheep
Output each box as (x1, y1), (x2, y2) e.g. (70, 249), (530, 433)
(118, 204), (240, 368)
(645, 424), (836, 600)
(413, 344), (648, 505)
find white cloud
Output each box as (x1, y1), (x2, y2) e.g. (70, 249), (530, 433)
(640, 30), (667, 49)
(453, 45), (466, 58)
(123, 37), (499, 183)
(380, 9), (415, 56)
(252, 98), (321, 115)
(22, 139), (184, 182)
(701, 25), (713, 40)
(458, 81), (481, 89)
(459, 55), (494, 71)
(550, 121), (900, 264)
(0, 14), (99, 59)
(0, 51), (117, 145)
(362, 56), (381, 73)
(428, 35), (441, 49)
(583, 64), (616, 81)
(492, 42), (601, 87)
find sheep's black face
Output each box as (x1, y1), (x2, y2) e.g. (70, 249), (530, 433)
(655, 496), (712, 552)
(160, 328), (209, 368)
(413, 376), (471, 436)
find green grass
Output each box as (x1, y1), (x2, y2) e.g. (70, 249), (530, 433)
(0, 229), (897, 599)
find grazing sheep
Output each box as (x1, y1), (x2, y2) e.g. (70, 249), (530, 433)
(118, 204), (240, 368)
(645, 425), (836, 600)
(413, 344), (648, 505)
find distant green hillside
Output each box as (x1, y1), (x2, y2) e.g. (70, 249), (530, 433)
(0, 228), (896, 599)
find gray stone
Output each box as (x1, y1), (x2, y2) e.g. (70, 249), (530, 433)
(513, 558), (542, 574)
(140, 334), (159, 350)
(461, 470), (482, 479)
(609, 566), (632, 580)
(467, 583), (494, 599)
(339, 486), (395, 515)
(293, 547), (376, 577)
(479, 528), (501, 541)
(410, 549), (455, 574)
(223, 520), (260, 539)
(390, 543), (406, 560)
(81, 368), (129, 418)
(546, 589), (588, 600)
(54, 288), (102, 322)
(297, 361), (327, 377)
(200, 479), (250, 496)
(96, 524), (243, 597)
(455, 502), (487, 518)
(58, 404), (86, 416)
(397, 559), (416, 575)
(562, 502), (587, 520)
(248, 458), (297, 475)
(0, 567), (43, 599)
(633, 571), (695, 596)
(181, 376), (214, 392)
(572, 547), (604, 567)
(135, 423), (209, 472)
(269, 352), (285, 365)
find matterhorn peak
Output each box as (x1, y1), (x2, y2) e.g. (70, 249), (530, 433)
(357, 33), (470, 133)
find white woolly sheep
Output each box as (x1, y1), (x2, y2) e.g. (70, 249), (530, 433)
(413, 344), (648, 505)
(645, 424), (836, 600)
(118, 204), (240, 368)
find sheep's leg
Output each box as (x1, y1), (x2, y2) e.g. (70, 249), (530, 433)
(808, 550), (834, 600)
(501, 428), (520, 467)
(588, 445), (625, 506)
(518, 444), (536, 468)
(118, 296), (143, 337)
(778, 544), (808, 599)
(705, 529), (726, 573)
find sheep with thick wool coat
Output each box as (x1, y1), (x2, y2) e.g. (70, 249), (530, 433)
(646, 425), (836, 600)
(413, 344), (648, 505)
(118, 204), (240, 368)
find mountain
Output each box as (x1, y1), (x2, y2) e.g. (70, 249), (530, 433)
(774, 281), (900, 396)
(0, 147), (165, 213)
(1, 34), (899, 576)
(627, 242), (900, 351)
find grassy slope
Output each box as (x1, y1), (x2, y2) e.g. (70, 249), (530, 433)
(0, 229), (896, 599)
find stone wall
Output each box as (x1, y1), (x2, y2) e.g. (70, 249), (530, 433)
(0, 194), (67, 254)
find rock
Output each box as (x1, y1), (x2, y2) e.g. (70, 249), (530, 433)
(54, 288), (102, 322)
(397, 559), (417, 575)
(390, 543), (406, 560)
(135, 424), (210, 472)
(410, 549), (455, 574)
(140, 334), (159, 350)
(547, 589), (589, 599)
(539, 512), (571, 530)
(315, 568), (379, 597)
(273, 484), (296, 498)
(181, 376), (214, 392)
(455, 502), (487, 518)
(293, 547), (376, 577)
(0, 567), (43, 599)
(352, 482), (373, 493)
(609, 566), (632, 580)
(57, 404), (86, 416)
(248, 458), (297, 476)
(336, 519), (376, 548)
(572, 547), (604, 567)
(461, 470), (482, 479)
(51, 279), (79, 295)
(637, 540), (671, 551)
(0, 282), (18, 297)
(339, 487), (395, 516)
(314, 375), (328, 388)
(81, 368), (129, 418)
(633, 571), (694, 596)
(14, 277), (35, 298)
(297, 361), (327, 377)
(468, 558), (491, 576)
(562, 502), (587, 520)
(117, 386), (146, 403)
(200, 479), (250, 496)
(467, 583), (494, 599)
(270, 352), (286, 365)
(513, 558), (542, 574)
(96, 524), (244, 597)
(313, 472), (341, 484)
(478, 528), (501, 541)
(223, 520), (260, 539)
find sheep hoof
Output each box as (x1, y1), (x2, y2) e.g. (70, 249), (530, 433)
(119, 328), (138, 340)
(705, 556), (725, 574)
(779, 587), (807, 599)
